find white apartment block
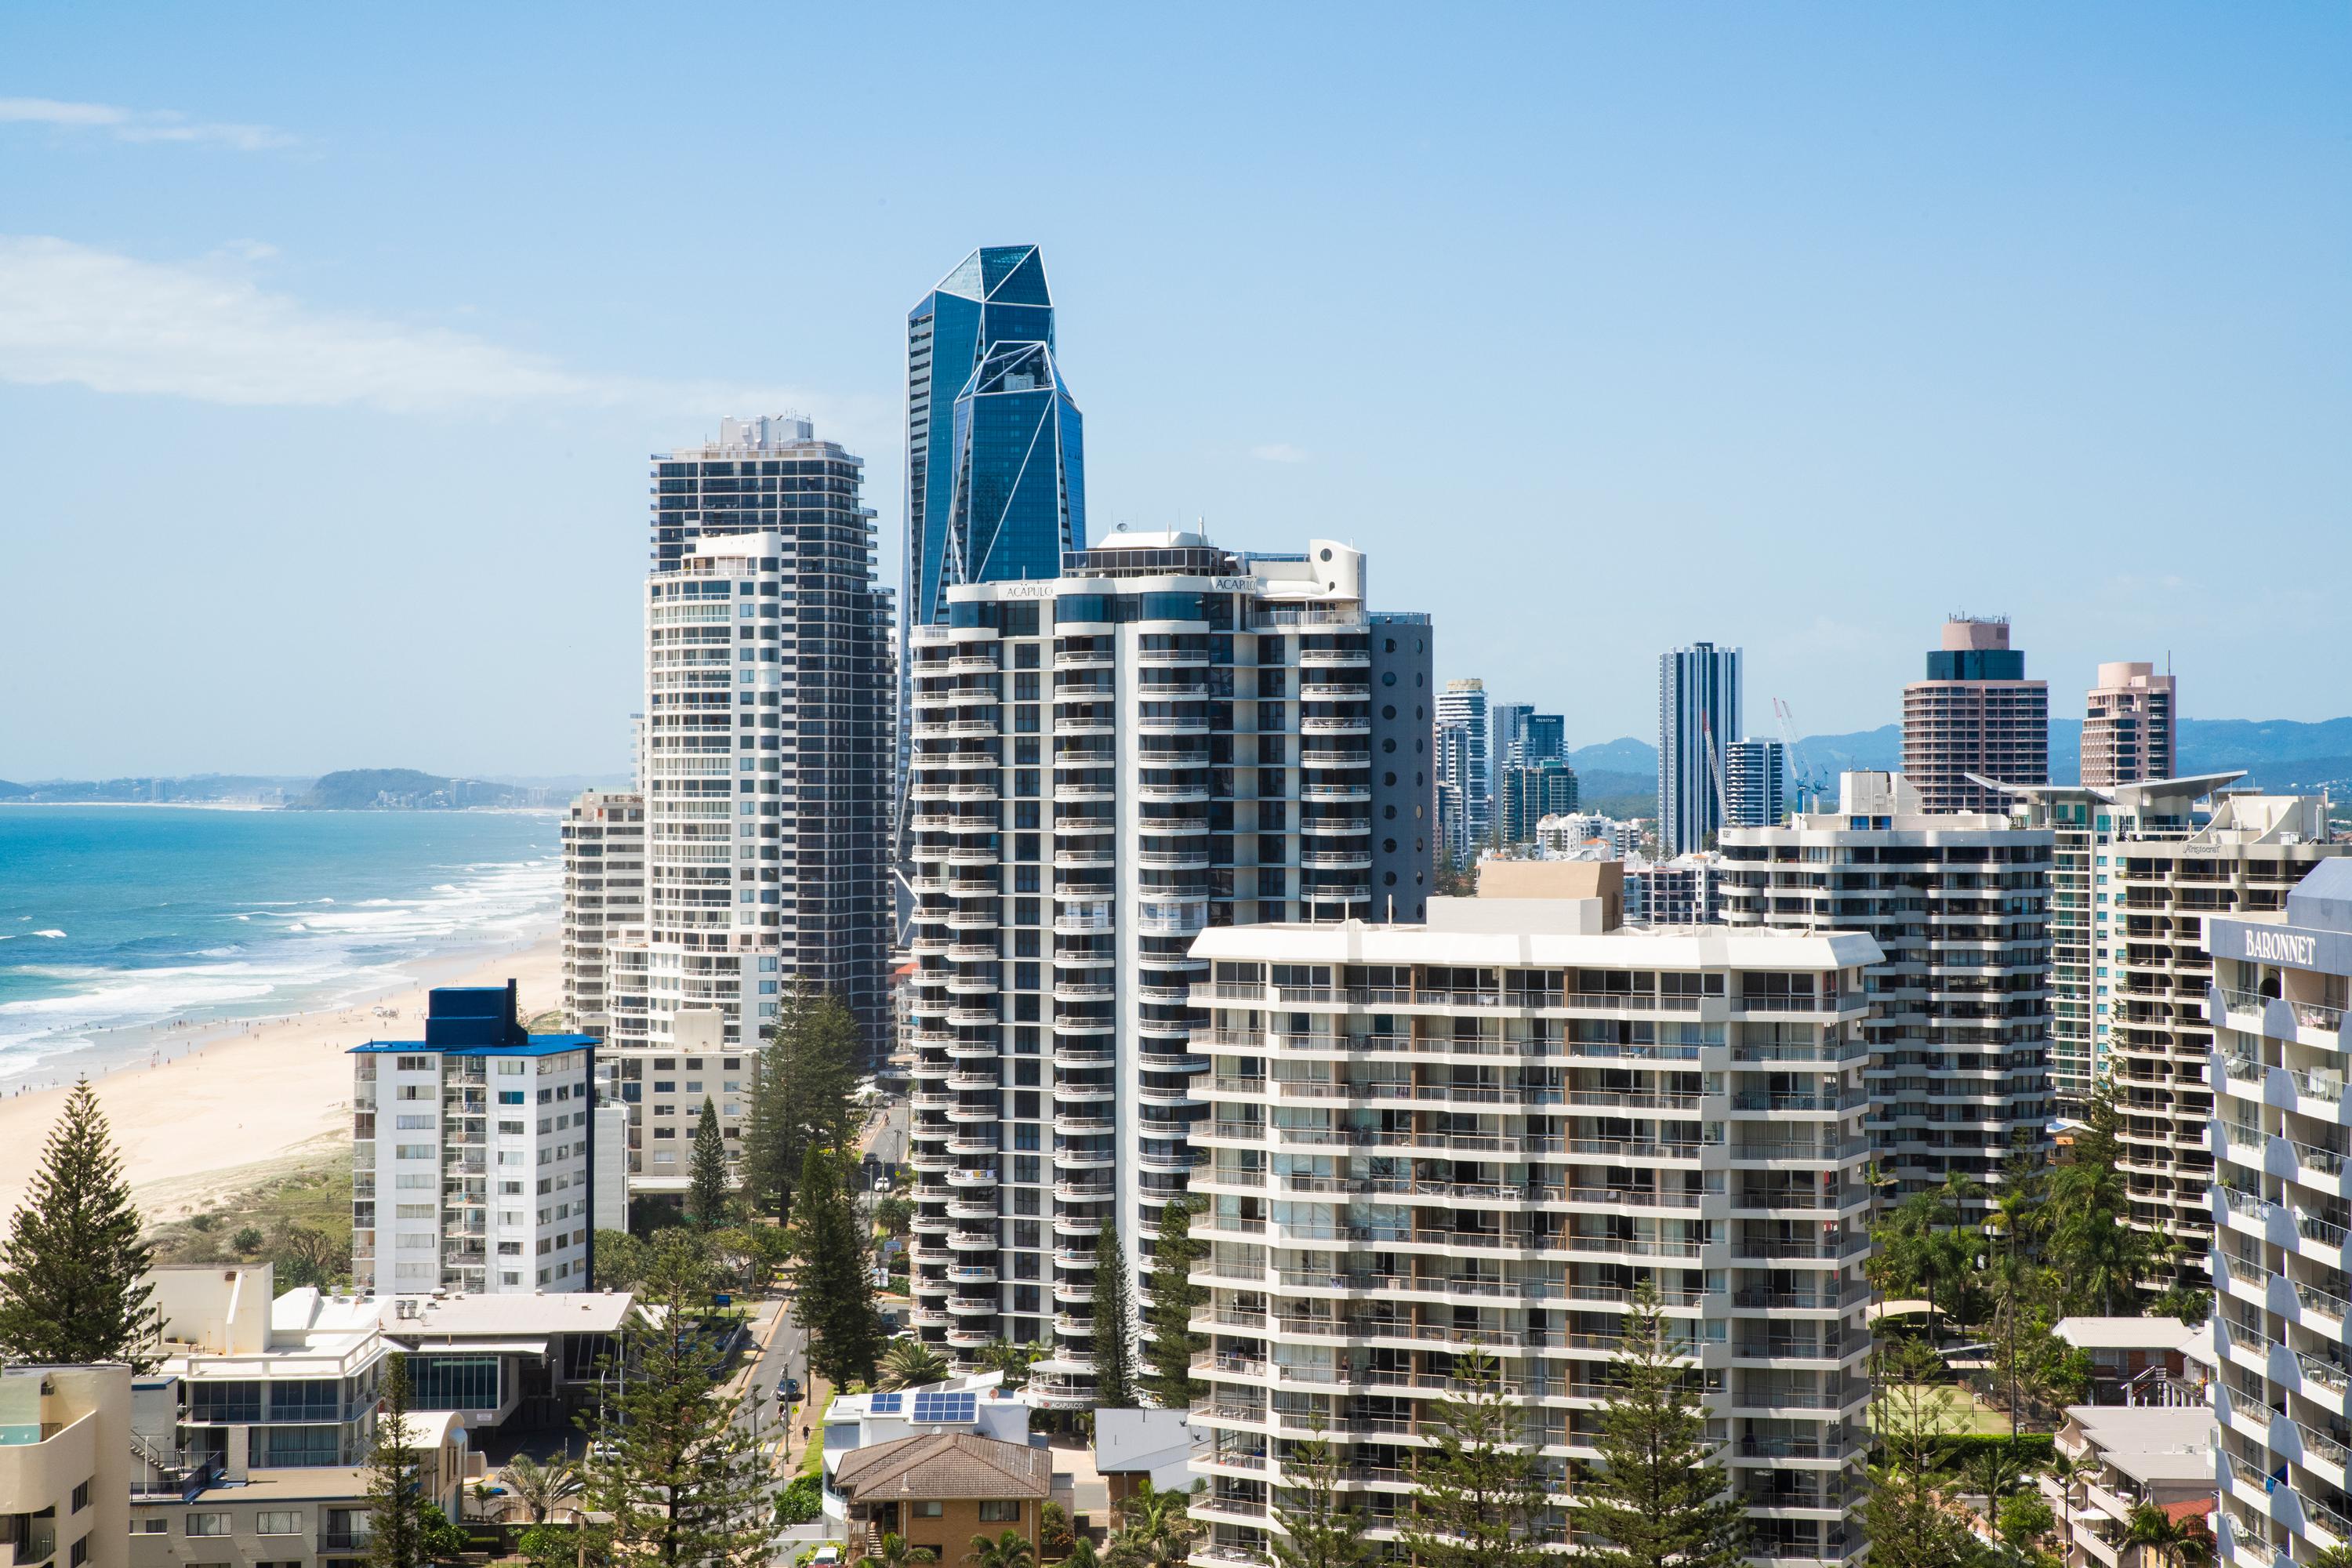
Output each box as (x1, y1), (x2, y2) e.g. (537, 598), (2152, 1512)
(1999, 778), (2343, 1255)
(560, 789), (644, 1036)
(1722, 772), (2054, 1217)
(902, 532), (1432, 1405)
(1624, 852), (1726, 927)
(619, 419), (894, 1060)
(0, 1365), (126, 1568)
(2206, 859), (2352, 1565)
(1436, 679), (1490, 853)
(1187, 890), (1878, 1566)
(1537, 812), (1642, 861)
(597, 1007), (751, 1198)
(351, 984), (600, 1295)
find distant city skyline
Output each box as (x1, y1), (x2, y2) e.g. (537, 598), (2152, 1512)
(1, 7), (2345, 775)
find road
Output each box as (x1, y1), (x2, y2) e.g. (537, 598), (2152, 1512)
(728, 1298), (807, 1467)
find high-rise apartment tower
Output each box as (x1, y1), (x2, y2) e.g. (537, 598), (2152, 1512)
(1901, 616), (2047, 814)
(1722, 771), (2055, 1217)
(901, 247), (1086, 792)
(619, 417), (895, 1057)
(2206, 860), (2352, 1567)
(902, 532), (1431, 1405)
(1996, 775), (2344, 1254)
(2082, 661), (2177, 788)
(1436, 679), (1490, 854)
(1187, 891), (1878, 1566)
(1725, 738), (1786, 828)
(560, 790), (644, 1037)
(1658, 642), (1741, 856)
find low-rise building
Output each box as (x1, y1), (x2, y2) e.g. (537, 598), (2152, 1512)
(817, 1376), (1027, 1533)
(379, 1290), (636, 1433)
(1094, 1408), (1192, 1505)
(0, 1363), (128, 1568)
(2041, 1404), (2212, 1568)
(2050, 1316), (2202, 1406)
(830, 1431), (1049, 1565)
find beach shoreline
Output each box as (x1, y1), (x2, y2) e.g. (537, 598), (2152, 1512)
(0, 928), (562, 1224)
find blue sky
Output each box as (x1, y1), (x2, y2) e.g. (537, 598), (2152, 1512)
(2, 4), (2343, 778)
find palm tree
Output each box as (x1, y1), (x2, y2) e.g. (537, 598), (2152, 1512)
(965, 1530), (1038, 1568)
(1105, 1479), (1199, 1568)
(857, 1535), (938, 1568)
(499, 1453), (583, 1523)
(877, 1337), (953, 1391)
(1061, 1541), (1101, 1568)
(2042, 1449), (2089, 1555)
(2123, 1500), (2214, 1568)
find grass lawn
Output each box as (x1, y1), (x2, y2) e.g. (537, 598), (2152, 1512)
(1893, 1384), (2017, 1436)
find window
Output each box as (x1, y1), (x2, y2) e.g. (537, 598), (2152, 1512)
(71, 1481), (89, 1512)
(188, 1514), (230, 1536)
(979, 1501), (1022, 1523)
(136, 1519), (167, 1534)
(914, 1502), (945, 1519)
(256, 1512), (304, 1535)
(69, 1538), (86, 1567)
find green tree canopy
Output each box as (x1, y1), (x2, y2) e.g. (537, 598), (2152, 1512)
(0, 1080), (161, 1367)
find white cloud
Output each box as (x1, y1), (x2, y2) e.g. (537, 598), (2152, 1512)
(0, 237), (867, 428)
(1250, 441), (1308, 463)
(0, 96), (298, 152)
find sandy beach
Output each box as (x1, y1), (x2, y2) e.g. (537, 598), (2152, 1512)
(0, 932), (562, 1224)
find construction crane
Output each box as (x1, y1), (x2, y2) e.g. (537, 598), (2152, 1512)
(1773, 698), (1826, 814)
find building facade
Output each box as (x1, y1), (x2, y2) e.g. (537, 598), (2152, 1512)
(1623, 852), (1725, 927)
(1722, 772), (2055, 1215)
(1185, 895), (1878, 1566)
(1726, 738), (1785, 829)
(902, 246), (1085, 793)
(1490, 701), (1533, 800)
(2001, 779), (2344, 1255)
(1497, 762), (1580, 847)
(0, 1364), (126, 1568)
(1537, 812), (1642, 861)
(1436, 679), (1490, 855)
(2205, 859), (2352, 1566)
(559, 790), (644, 1037)
(595, 1007), (750, 1201)
(1900, 615), (2047, 815)
(2083, 662), (2177, 789)
(901, 532), (1431, 1403)
(350, 985), (599, 1295)
(624, 417), (895, 1057)
(1658, 642), (1741, 857)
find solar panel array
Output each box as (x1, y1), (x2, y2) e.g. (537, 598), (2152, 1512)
(867, 1393), (902, 1415)
(911, 1391), (977, 1422)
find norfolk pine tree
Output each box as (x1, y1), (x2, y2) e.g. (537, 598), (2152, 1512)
(1091, 1214), (1138, 1408)
(739, 981), (858, 1224)
(1396, 1350), (1550, 1568)
(1567, 1278), (1747, 1568)
(0, 1079), (161, 1365)
(364, 1352), (426, 1568)
(688, 1098), (730, 1227)
(791, 1144), (884, 1386)
(576, 1249), (775, 1568)
(1269, 1417), (1370, 1568)
(1141, 1196), (1208, 1410)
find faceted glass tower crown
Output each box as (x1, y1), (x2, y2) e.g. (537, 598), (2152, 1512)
(904, 245), (1086, 636)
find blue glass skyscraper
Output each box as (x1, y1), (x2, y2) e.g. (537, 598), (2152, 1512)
(904, 245), (1085, 630)
(899, 245), (1086, 797)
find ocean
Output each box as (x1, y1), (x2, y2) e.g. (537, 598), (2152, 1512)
(0, 805), (560, 1079)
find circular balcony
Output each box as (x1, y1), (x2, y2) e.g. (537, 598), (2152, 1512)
(1056, 1145), (1116, 1168)
(946, 1196), (996, 1221)
(945, 1101), (1000, 1123)
(943, 909), (1000, 932)
(1053, 1278), (1098, 1304)
(1053, 1047), (1115, 1072)
(1054, 1181), (1115, 1206)
(1053, 1211), (1105, 1237)
(1054, 980), (1117, 1003)
(946, 1166), (999, 1189)
(946, 1132), (1000, 1156)
(1298, 751), (1370, 769)
(1054, 1017), (1117, 1038)
(1057, 1080), (1115, 1102)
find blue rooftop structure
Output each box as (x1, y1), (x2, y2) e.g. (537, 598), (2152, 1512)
(350, 980), (597, 1056)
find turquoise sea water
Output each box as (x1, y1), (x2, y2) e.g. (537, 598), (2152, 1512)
(0, 806), (558, 1073)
